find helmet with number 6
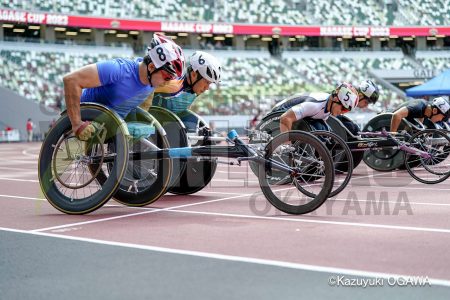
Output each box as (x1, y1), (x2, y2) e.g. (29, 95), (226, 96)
(188, 51), (222, 84)
(145, 33), (185, 79)
(432, 97), (450, 116)
(357, 80), (379, 104)
(333, 82), (359, 111)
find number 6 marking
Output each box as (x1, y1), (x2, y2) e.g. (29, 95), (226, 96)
(198, 54), (205, 65)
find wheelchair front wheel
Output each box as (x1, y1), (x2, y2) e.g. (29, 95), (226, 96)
(38, 106), (129, 214)
(258, 131), (334, 215)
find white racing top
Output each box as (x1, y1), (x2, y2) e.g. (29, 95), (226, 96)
(290, 92), (331, 121)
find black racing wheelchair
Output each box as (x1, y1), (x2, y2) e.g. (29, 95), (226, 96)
(38, 103), (336, 215)
(250, 101), (450, 187)
(249, 107), (356, 198)
(362, 111), (450, 172)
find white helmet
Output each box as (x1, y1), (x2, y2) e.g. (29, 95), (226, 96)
(146, 34), (185, 78)
(189, 51), (222, 84)
(358, 80), (379, 104)
(335, 82), (359, 111)
(432, 97), (450, 116)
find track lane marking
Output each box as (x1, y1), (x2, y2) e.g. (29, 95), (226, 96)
(0, 166), (37, 171)
(2, 193), (450, 235)
(0, 177), (39, 183)
(163, 209), (450, 234)
(1, 227), (450, 287)
(30, 193), (256, 232)
(3, 191), (450, 207)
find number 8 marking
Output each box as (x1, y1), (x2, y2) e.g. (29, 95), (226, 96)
(156, 47), (166, 62)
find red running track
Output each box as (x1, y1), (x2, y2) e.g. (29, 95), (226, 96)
(0, 142), (450, 283)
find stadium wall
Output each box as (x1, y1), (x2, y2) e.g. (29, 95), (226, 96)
(0, 86), (58, 141)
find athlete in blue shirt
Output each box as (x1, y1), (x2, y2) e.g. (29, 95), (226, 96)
(63, 34), (185, 141)
(140, 51), (222, 115)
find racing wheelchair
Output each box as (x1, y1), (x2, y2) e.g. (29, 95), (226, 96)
(362, 112), (450, 172)
(250, 106), (450, 187)
(38, 103), (336, 215)
(249, 110), (355, 198)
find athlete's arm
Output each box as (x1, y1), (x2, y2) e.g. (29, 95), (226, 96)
(390, 107), (409, 132)
(139, 92), (154, 111)
(63, 64), (102, 133)
(280, 109), (297, 133)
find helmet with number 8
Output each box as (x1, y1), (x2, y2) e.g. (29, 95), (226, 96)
(144, 34), (185, 79)
(333, 82), (359, 111)
(188, 51), (222, 84)
(432, 96), (450, 116)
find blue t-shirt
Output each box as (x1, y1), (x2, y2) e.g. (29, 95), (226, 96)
(81, 57), (154, 118)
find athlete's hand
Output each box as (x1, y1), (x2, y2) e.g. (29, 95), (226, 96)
(74, 121), (97, 141)
(273, 144), (295, 155)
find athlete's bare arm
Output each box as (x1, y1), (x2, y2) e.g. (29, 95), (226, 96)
(280, 110), (297, 133)
(63, 64), (102, 133)
(390, 107), (409, 132)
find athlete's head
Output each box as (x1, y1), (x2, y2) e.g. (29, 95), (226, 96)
(330, 82), (359, 116)
(430, 96), (450, 122)
(143, 34), (185, 87)
(186, 51), (222, 95)
(356, 79), (379, 108)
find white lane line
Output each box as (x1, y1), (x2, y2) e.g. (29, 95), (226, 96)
(0, 194), (46, 201)
(0, 174), (445, 190)
(212, 169), (418, 184)
(28, 195), (450, 234)
(1, 227), (449, 287)
(21, 149), (39, 158)
(204, 184), (450, 192)
(194, 191), (450, 206)
(346, 185), (450, 191)
(0, 173), (37, 179)
(3, 189), (450, 208)
(189, 190), (258, 195)
(216, 170), (253, 174)
(212, 178), (259, 183)
(163, 209), (450, 234)
(0, 177), (39, 183)
(0, 160), (36, 165)
(30, 193), (255, 232)
(0, 166), (37, 172)
(0, 194), (120, 210)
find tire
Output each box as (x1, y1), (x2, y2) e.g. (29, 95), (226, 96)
(38, 105), (128, 214)
(168, 160), (218, 195)
(111, 108), (172, 207)
(363, 113), (409, 171)
(310, 131), (353, 197)
(148, 106), (188, 189)
(405, 129), (450, 184)
(258, 131), (334, 215)
(327, 115), (364, 169)
(249, 111), (312, 184)
(168, 110), (218, 195)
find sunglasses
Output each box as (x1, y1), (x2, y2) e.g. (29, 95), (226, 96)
(159, 69), (176, 81)
(332, 100), (351, 113)
(340, 105), (351, 113)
